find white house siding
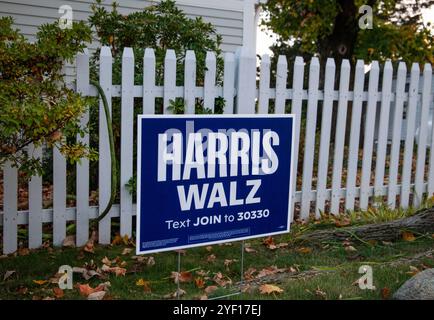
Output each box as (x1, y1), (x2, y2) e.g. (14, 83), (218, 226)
(0, 0), (244, 81)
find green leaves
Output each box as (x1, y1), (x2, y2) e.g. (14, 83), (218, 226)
(0, 17), (93, 176)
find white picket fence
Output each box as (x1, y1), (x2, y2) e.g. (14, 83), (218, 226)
(1, 46), (433, 254)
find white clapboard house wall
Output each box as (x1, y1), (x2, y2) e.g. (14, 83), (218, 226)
(1, 46), (434, 254)
(0, 0), (257, 81)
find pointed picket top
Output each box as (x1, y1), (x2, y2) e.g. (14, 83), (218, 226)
(308, 57), (320, 88)
(275, 55), (288, 114)
(397, 61), (407, 73)
(341, 58), (350, 70)
(122, 47), (134, 59)
(165, 49), (176, 62)
(326, 57), (336, 68)
(223, 51), (235, 114)
(144, 47), (155, 61)
(384, 59), (393, 72)
(206, 51), (216, 64)
(368, 60), (380, 89)
(184, 50), (196, 114)
(204, 51), (217, 111)
(355, 59), (364, 70)
(78, 48), (89, 58)
(277, 54), (288, 69)
(100, 46), (112, 58)
(261, 53), (270, 66)
(310, 56), (320, 70)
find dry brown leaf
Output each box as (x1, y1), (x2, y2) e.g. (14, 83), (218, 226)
(315, 287), (327, 299)
(101, 257), (112, 266)
(213, 272), (232, 287)
(18, 248), (30, 256)
(194, 277), (205, 289)
(3, 270), (15, 281)
(53, 287), (64, 299)
(402, 231), (416, 242)
(147, 256), (155, 266)
(136, 279), (151, 293)
(345, 246), (357, 252)
(259, 284), (283, 295)
(62, 235), (76, 248)
(263, 236), (275, 247)
(122, 248), (132, 255)
(296, 247), (312, 254)
(381, 287), (390, 299)
(244, 247), (257, 253)
(204, 285), (219, 295)
(164, 288), (186, 299)
(244, 268), (257, 280)
(205, 246), (213, 252)
(77, 282), (110, 297)
(171, 271), (193, 283)
(257, 266), (286, 278)
(111, 235), (123, 246)
(206, 254), (216, 262)
(88, 291), (106, 300)
(407, 265), (420, 276)
(224, 259), (237, 269)
(83, 239), (95, 253)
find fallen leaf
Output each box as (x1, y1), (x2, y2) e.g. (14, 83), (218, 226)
(122, 248), (132, 255)
(244, 247), (257, 253)
(101, 256), (112, 266)
(263, 236), (275, 247)
(62, 235), (76, 248)
(381, 287), (390, 299)
(315, 286), (327, 299)
(402, 231), (416, 242)
(33, 280), (48, 285)
(77, 282), (109, 297)
(345, 246), (357, 252)
(194, 277), (205, 289)
(18, 248), (30, 256)
(259, 284), (283, 295)
(3, 270), (15, 281)
(164, 288), (186, 299)
(244, 268), (257, 280)
(111, 235), (123, 246)
(213, 272), (232, 287)
(87, 291), (106, 300)
(296, 247), (312, 254)
(83, 239), (95, 253)
(136, 279), (151, 293)
(206, 254), (216, 262)
(224, 259), (237, 270)
(204, 285), (219, 295)
(171, 271), (193, 283)
(205, 246), (213, 252)
(257, 266), (287, 278)
(407, 265), (420, 276)
(335, 217), (351, 227)
(101, 265), (126, 277)
(53, 287), (64, 299)
(147, 256), (155, 266)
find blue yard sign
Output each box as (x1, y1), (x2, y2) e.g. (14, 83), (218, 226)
(136, 115), (295, 254)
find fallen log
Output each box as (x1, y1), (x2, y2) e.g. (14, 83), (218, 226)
(299, 207), (434, 243)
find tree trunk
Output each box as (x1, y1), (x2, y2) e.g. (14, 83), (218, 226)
(299, 207), (434, 243)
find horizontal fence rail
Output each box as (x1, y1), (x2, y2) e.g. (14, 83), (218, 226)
(1, 46), (433, 254)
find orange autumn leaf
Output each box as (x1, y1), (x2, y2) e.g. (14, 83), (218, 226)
(259, 284), (284, 295)
(402, 231), (416, 242)
(263, 236), (275, 246)
(77, 283), (105, 297)
(171, 271), (193, 283)
(194, 277), (205, 289)
(381, 287), (390, 299)
(53, 287), (64, 299)
(111, 235), (123, 246)
(33, 280), (48, 285)
(136, 279), (151, 293)
(296, 247), (312, 254)
(204, 285), (218, 295)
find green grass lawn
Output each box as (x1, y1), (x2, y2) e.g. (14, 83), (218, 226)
(1, 225), (433, 300)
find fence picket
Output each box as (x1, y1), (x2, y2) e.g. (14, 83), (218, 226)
(28, 145), (42, 249)
(401, 63), (420, 208)
(345, 60), (365, 211)
(98, 46), (113, 244)
(204, 51), (216, 112)
(275, 55), (288, 114)
(258, 54), (271, 114)
(387, 62), (407, 208)
(315, 58), (336, 217)
(143, 48), (156, 114)
(76, 49), (90, 246)
(223, 52), (235, 114)
(3, 162), (17, 254)
(184, 50), (196, 114)
(120, 47), (134, 238)
(374, 61), (393, 198)
(236, 47), (256, 114)
(300, 57), (320, 219)
(414, 64), (432, 206)
(359, 61), (380, 210)
(163, 50), (176, 114)
(289, 57), (304, 221)
(330, 60), (351, 214)
(53, 147), (66, 246)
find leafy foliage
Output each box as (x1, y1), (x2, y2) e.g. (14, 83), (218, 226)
(262, 0), (434, 66)
(0, 17), (94, 175)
